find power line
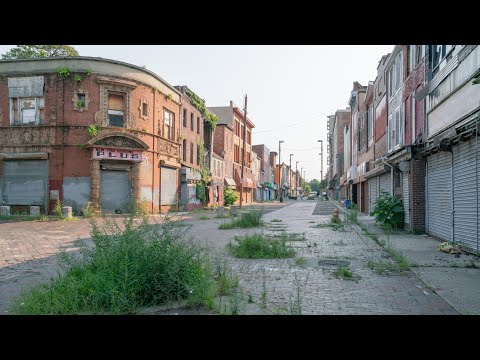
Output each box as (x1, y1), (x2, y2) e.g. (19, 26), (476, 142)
(282, 147), (321, 151)
(254, 101), (349, 134)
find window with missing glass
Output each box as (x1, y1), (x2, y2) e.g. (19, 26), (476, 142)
(163, 108), (175, 141)
(183, 109), (187, 127)
(8, 76), (45, 126)
(183, 139), (187, 162)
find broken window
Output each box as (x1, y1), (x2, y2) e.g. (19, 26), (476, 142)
(163, 108), (175, 141)
(8, 76), (45, 126)
(10, 97), (45, 126)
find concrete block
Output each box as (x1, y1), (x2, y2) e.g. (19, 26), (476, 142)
(62, 206), (73, 219)
(216, 206), (224, 217)
(230, 206), (237, 217)
(30, 206), (40, 216)
(1, 206), (10, 217)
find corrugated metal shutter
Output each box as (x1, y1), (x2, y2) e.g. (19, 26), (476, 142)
(161, 167), (177, 205)
(369, 176), (378, 211)
(100, 170), (131, 213)
(402, 172), (410, 225)
(453, 138), (478, 251)
(379, 173), (391, 196)
(427, 151), (452, 241)
(2, 160), (48, 205)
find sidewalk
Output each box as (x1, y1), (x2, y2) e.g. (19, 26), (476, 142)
(347, 206), (480, 315)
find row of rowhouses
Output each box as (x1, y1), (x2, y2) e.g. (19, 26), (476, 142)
(0, 56), (301, 216)
(326, 45), (480, 254)
(327, 45), (480, 252)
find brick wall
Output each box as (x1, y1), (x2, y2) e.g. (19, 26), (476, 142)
(213, 124), (234, 177)
(409, 158), (425, 232)
(0, 64), (182, 214)
(179, 93), (203, 170)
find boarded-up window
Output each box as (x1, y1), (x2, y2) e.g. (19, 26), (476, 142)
(108, 93), (124, 127)
(161, 167), (177, 205)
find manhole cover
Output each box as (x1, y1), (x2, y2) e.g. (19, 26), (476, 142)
(317, 259), (350, 268)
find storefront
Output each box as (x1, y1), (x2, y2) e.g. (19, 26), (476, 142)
(1, 153), (49, 212)
(180, 167), (202, 211)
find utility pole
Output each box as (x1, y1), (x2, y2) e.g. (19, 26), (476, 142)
(318, 140), (323, 191)
(289, 154), (293, 196)
(278, 140), (284, 202)
(296, 161), (299, 197)
(240, 94), (247, 207)
(300, 167), (303, 196)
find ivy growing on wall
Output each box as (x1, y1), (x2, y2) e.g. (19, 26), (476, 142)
(185, 88), (218, 131)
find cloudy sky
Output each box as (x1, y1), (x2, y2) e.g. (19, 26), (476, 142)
(0, 45), (393, 181)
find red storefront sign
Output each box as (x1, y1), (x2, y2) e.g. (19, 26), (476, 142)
(92, 147), (142, 161)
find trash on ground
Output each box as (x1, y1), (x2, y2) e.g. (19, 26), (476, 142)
(437, 242), (462, 254)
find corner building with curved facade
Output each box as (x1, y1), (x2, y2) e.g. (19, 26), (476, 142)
(0, 57), (182, 214)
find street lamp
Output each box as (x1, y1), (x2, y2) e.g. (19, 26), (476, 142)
(278, 140), (284, 202)
(318, 140), (323, 191)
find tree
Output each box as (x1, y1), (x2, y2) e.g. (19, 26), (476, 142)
(304, 184), (312, 194)
(319, 178), (328, 191)
(1, 45), (79, 60)
(309, 179), (320, 192)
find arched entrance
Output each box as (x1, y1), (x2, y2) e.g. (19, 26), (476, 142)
(85, 132), (149, 214)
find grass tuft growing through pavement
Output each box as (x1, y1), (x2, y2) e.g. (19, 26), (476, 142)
(11, 215), (238, 315)
(227, 233), (295, 259)
(219, 210), (263, 229)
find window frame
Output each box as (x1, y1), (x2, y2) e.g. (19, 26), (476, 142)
(183, 109), (187, 128)
(190, 112), (194, 131)
(182, 139), (187, 162)
(163, 108), (175, 141)
(190, 141), (194, 164)
(10, 96), (45, 126)
(107, 92), (126, 128)
(197, 117), (200, 135)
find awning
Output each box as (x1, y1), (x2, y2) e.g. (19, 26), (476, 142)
(224, 177), (236, 187)
(242, 178), (254, 188)
(234, 170), (255, 188)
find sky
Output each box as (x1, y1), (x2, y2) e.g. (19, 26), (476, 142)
(0, 45), (393, 181)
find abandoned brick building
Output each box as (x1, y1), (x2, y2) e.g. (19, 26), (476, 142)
(0, 57), (182, 214)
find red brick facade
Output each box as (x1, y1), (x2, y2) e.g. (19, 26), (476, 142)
(0, 57), (181, 215)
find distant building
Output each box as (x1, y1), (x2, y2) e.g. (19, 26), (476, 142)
(209, 101), (256, 204)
